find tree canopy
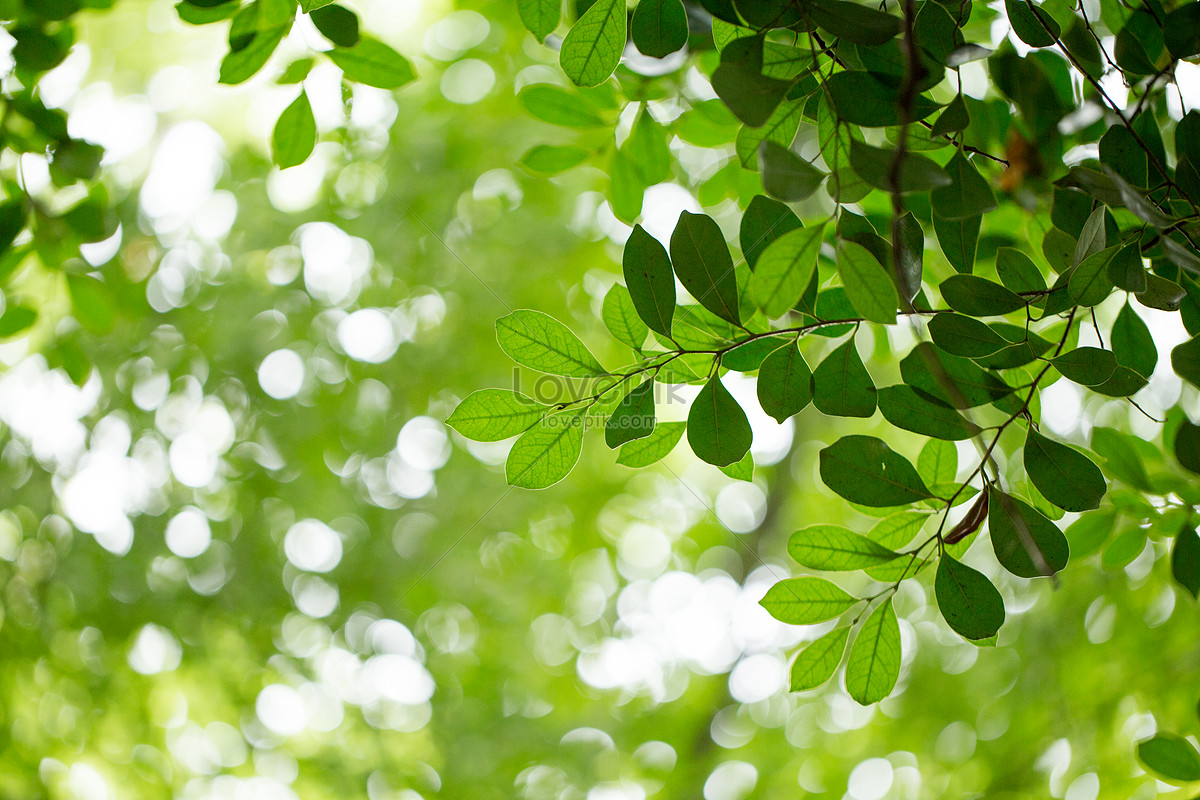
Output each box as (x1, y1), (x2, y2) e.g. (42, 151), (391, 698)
(1, 0), (1200, 798)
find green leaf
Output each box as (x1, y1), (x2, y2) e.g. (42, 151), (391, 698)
(559, 0), (626, 88)
(760, 141), (825, 202)
(848, 139), (951, 193)
(917, 439), (957, 488)
(271, 90), (317, 169)
(1177, 421), (1200, 475)
(1051, 347), (1116, 386)
(749, 223), (824, 318)
(759, 577), (858, 624)
(518, 0), (560, 42)
(496, 310), (608, 377)
(1172, 335), (1200, 390)
(1137, 273), (1187, 313)
(757, 340), (813, 422)
(819, 435), (933, 507)
(1165, 3), (1200, 59)
(1137, 734), (1200, 782)
(878, 385), (978, 440)
(928, 313), (1010, 358)
(894, 212), (924, 303)
(624, 106), (671, 184)
(447, 389), (548, 442)
(66, 275), (115, 333)
(825, 70), (938, 128)
(688, 376), (752, 467)
(809, 0), (902, 45)
(788, 525), (900, 571)
(813, 337), (877, 418)
(1069, 245), (1116, 307)
(1024, 430), (1106, 513)
(987, 488), (1070, 577)
(1091, 365), (1150, 398)
(0, 305), (37, 338)
(932, 156), (997, 227)
(936, 554), (1005, 640)
(631, 0), (687, 58)
(520, 144), (589, 175)
(309, 4), (358, 47)
(606, 379), (656, 448)
(995, 247), (1046, 294)
(518, 85), (605, 127)
(1173, 526), (1200, 598)
(1066, 509), (1115, 559)
(837, 240), (897, 325)
(219, 24), (288, 84)
(1106, 241), (1146, 293)
(1072, 207), (1107, 267)
(736, 98), (805, 168)
(177, 0), (239, 24)
(900, 342), (1013, 408)
(506, 410), (586, 489)
(719, 450), (754, 481)
(670, 211), (741, 326)
(740, 195), (801, 269)
(276, 57), (314, 83)
(790, 626), (850, 692)
(617, 420), (685, 467)
(712, 37), (791, 127)
(932, 211), (980, 273)
(328, 37), (416, 89)
(723, 337), (782, 371)
(602, 284), (649, 349)
(939, 274), (1025, 316)
(1005, 0), (1060, 47)
(844, 599), (901, 705)
(1090, 426), (1151, 491)
(622, 225), (675, 337)
(930, 94), (969, 138)
(869, 511), (928, 550)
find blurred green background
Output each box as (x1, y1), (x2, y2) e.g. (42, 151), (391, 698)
(0, 1), (1197, 798)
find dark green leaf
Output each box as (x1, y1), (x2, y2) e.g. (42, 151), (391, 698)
(813, 337), (877, 418)
(1051, 347), (1117, 386)
(933, 211), (980, 273)
(788, 525), (900, 571)
(1137, 735), (1200, 782)
(1005, 0), (1060, 47)
(940, 275), (1025, 316)
(819, 435), (933, 507)
(900, 341), (1013, 408)
(1173, 334), (1200, 390)
(936, 554), (1005, 640)
(711, 38), (791, 127)
(1165, 3), (1200, 59)
(825, 70), (939, 127)
(606, 380), (656, 447)
(688, 376), (752, 467)
(560, 0), (625, 87)
(631, 0), (687, 58)
(878, 385), (978, 440)
(447, 389), (547, 441)
(670, 211), (741, 326)
(740, 195), (801, 269)
(1072, 207), (1107, 267)
(930, 94), (969, 138)
(1091, 365), (1150, 397)
(328, 37), (416, 89)
(1024, 429), (1106, 512)
(987, 488), (1070, 577)
(176, 0), (239, 24)
(1106, 241), (1146, 293)
(1136, 273), (1187, 312)
(309, 3), (358, 47)
(623, 225), (675, 336)
(1111, 302), (1157, 377)
(759, 577), (858, 624)
(837, 240), (897, 325)
(848, 139), (951, 193)
(1176, 421), (1200, 475)
(995, 247), (1046, 294)
(895, 212), (924, 303)
(506, 410), (586, 489)
(271, 90), (317, 169)
(219, 24), (288, 85)
(723, 337), (782, 371)
(931, 152), (997, 220)
(0, 305), (37, 337)
(1069, 245), (1117, 307)
(790, 626), (850, 692)
(1174, 526), (1200, 598)
(497, 310), (608, 377)
(617, 420), (685, 467)
(809, 0), (902, 45)
(757, 341), (813, 422)
(760, 141), (825, 202)
(928, 313), (1010, 358)
(844, 599), (901, 705)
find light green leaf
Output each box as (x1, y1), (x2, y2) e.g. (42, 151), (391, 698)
(759, 577), (858, 624)
(617, 420), (685, 467)
(496, 310), (608, 377)
(917, 439), (957, 488)
(844, 598), (901, 705)
(328, 37), (416, 89)
(560, 0), (626, 87)
(272, 90), (317, 169)
(749, 223), (824, 318)
(506, 409), (586, 489)
(447, 389), (547, 442)
(790, 626), (851, 691)
(518, 0), (560, 42)
(837, 240), (897, 325)
(788, 525), (900, 571)
(520, 144), (589, 175)
(602, 284), (650, 349)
